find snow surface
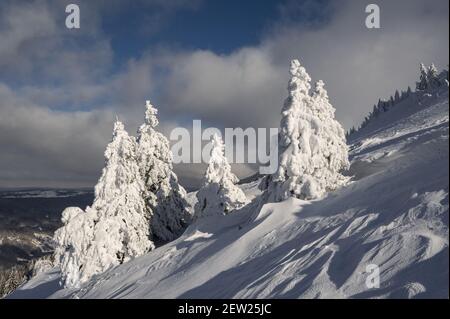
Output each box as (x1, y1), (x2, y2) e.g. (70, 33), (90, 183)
(9, 92), (449, 299)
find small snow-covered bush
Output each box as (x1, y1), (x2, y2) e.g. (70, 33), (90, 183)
(195, 134), (248, 218)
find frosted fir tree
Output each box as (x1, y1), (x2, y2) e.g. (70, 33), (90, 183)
(389, 96), (395, 107)
(372, 104), (380, 117)
(92, 120), (153, 257)
(406, 86), (412, 96)
(310, 80), (349, 184)
(416, 63), (430, 91)
(401, 86), (412, 100)
(416, 63), (448, 96)
(137, 101), (190, 243)
(266, 59), (349, 202)
(195, 134), (248, 218)
(427, 64), (441, 90)
(394, 90), (400, 102)
(54, 120), (153, 288)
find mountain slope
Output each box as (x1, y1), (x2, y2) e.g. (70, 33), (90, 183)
(9, 92), (449, 299)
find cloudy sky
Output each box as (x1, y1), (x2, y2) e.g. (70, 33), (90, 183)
(0, 0), (448, 189)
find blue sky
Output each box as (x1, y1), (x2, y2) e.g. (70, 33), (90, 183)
(104, 0), (283, 57)
(65, 0), (334, 78)
(0, 0), (448, 188)
(97, 0), (334, 60)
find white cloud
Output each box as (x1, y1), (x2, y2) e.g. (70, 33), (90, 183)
(0, 84), (116, 187)
(161, 48), (285, 128)
(155, 0), (449, 130)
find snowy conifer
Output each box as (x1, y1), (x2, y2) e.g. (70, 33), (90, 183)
(389, 95), (395, 107)
(401, 88), (410, 100)
(346, 126), (356, 139)
(427, 64), (441, 90)
(394, 90), (400, 102)
(137, 101), (190, 243)
(382, 100), (389, 112)
(195, 134), (248, 218)
(372, 104), (380, 117)
(54, 120), (153, 288)
(267, 59), (349, 202)
(416, 63), (429, 91)
(376, 99), (383, 113)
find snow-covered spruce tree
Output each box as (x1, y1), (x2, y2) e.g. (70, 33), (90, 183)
(401, 87), (412, 100)
(137, 101), (190, 243)
(427, 64), (442, 90)
(416, 63), (429, 91)
(54, 120), (153, 288)
(266, 59), (349, 202)
(87, 120), (153, 269)
(406, 86), (412, 96)
(195, 134), (248, 218)
(389, 95), (395, 107)
(416, 63), (448, 97)
(394, 90), (400, 102)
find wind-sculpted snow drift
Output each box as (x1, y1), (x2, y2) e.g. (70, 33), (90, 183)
(9, 85), (449, 299)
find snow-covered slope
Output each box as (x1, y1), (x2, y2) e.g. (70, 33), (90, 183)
(9, 93), (449, 299)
